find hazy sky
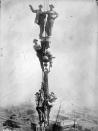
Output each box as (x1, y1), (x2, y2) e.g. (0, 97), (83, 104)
(0, 0), (98, 112)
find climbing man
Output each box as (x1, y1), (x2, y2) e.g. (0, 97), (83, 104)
(49, 92), (57, 103)
(41, 49), (55, 72)
(33, 39), (44, 71)
(45, 49), (55, 68)
(42, 98), (53, 125)
(29, 4), (46, 38)
(45, 4), (58, 37)
(41, 38), (50, 53)
(35, 91), (44, 124)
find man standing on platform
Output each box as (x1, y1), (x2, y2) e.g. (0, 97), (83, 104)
(45, 4), (58, 37)
(29, 4), (46, 38)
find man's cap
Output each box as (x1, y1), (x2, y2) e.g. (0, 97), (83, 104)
(35, 92), (39, 95)
(33, 39), (38, 43)
(49, 4), (54, 8)
(39, 4), (43, 8)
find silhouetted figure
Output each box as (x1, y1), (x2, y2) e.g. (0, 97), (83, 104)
(45, 50), (54, 67)
(35, 90), (44, 125)
(49, 92), (57, 103)
(41, 38), (50, 52)
(45, 4), (58, 37)
(33, 39), (54, 71)
(33, 39), (44, 71)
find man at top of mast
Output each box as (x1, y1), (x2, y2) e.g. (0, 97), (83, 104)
(29, 4), (46, 38)
(45, 4), (58, 37)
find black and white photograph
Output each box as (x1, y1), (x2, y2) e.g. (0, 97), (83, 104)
(0, 0), (98, 130)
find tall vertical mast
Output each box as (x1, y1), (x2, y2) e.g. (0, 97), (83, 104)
(29, 2), (58, 129)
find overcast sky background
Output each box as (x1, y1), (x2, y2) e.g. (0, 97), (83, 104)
(0, 0), (98, 113)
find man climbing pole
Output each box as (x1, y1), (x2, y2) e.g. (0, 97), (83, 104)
(45, 49), (55, 68)
(33, 39), (44, 71)
(45, 4), (58, 37)
(33, 39), (55, 71)
(35, 91), (44, 125)
(41, 38), (50, 52)
(29, 4), (46, 38)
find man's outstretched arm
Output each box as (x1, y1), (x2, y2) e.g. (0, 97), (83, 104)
(29, 5), (37, 13)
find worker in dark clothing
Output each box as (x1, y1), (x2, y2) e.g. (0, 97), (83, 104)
(42, 98), (52, 125)
(38, 12), (46, 38)
(45, 4), (58, 37)
(35, 92), (44, 124)
(35, 89), (45, 123)
(49, 92), (57, 103)
(33, 39), (41, 50)
(29, 4), (46, 38)
(45, 50), (55, 67)
(41, 38), (50, 52)
(29, 4), (43, 24)
(33, 39), (44, 71)
(42, 49), (55, 72)
(33, 39), (54, 71)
